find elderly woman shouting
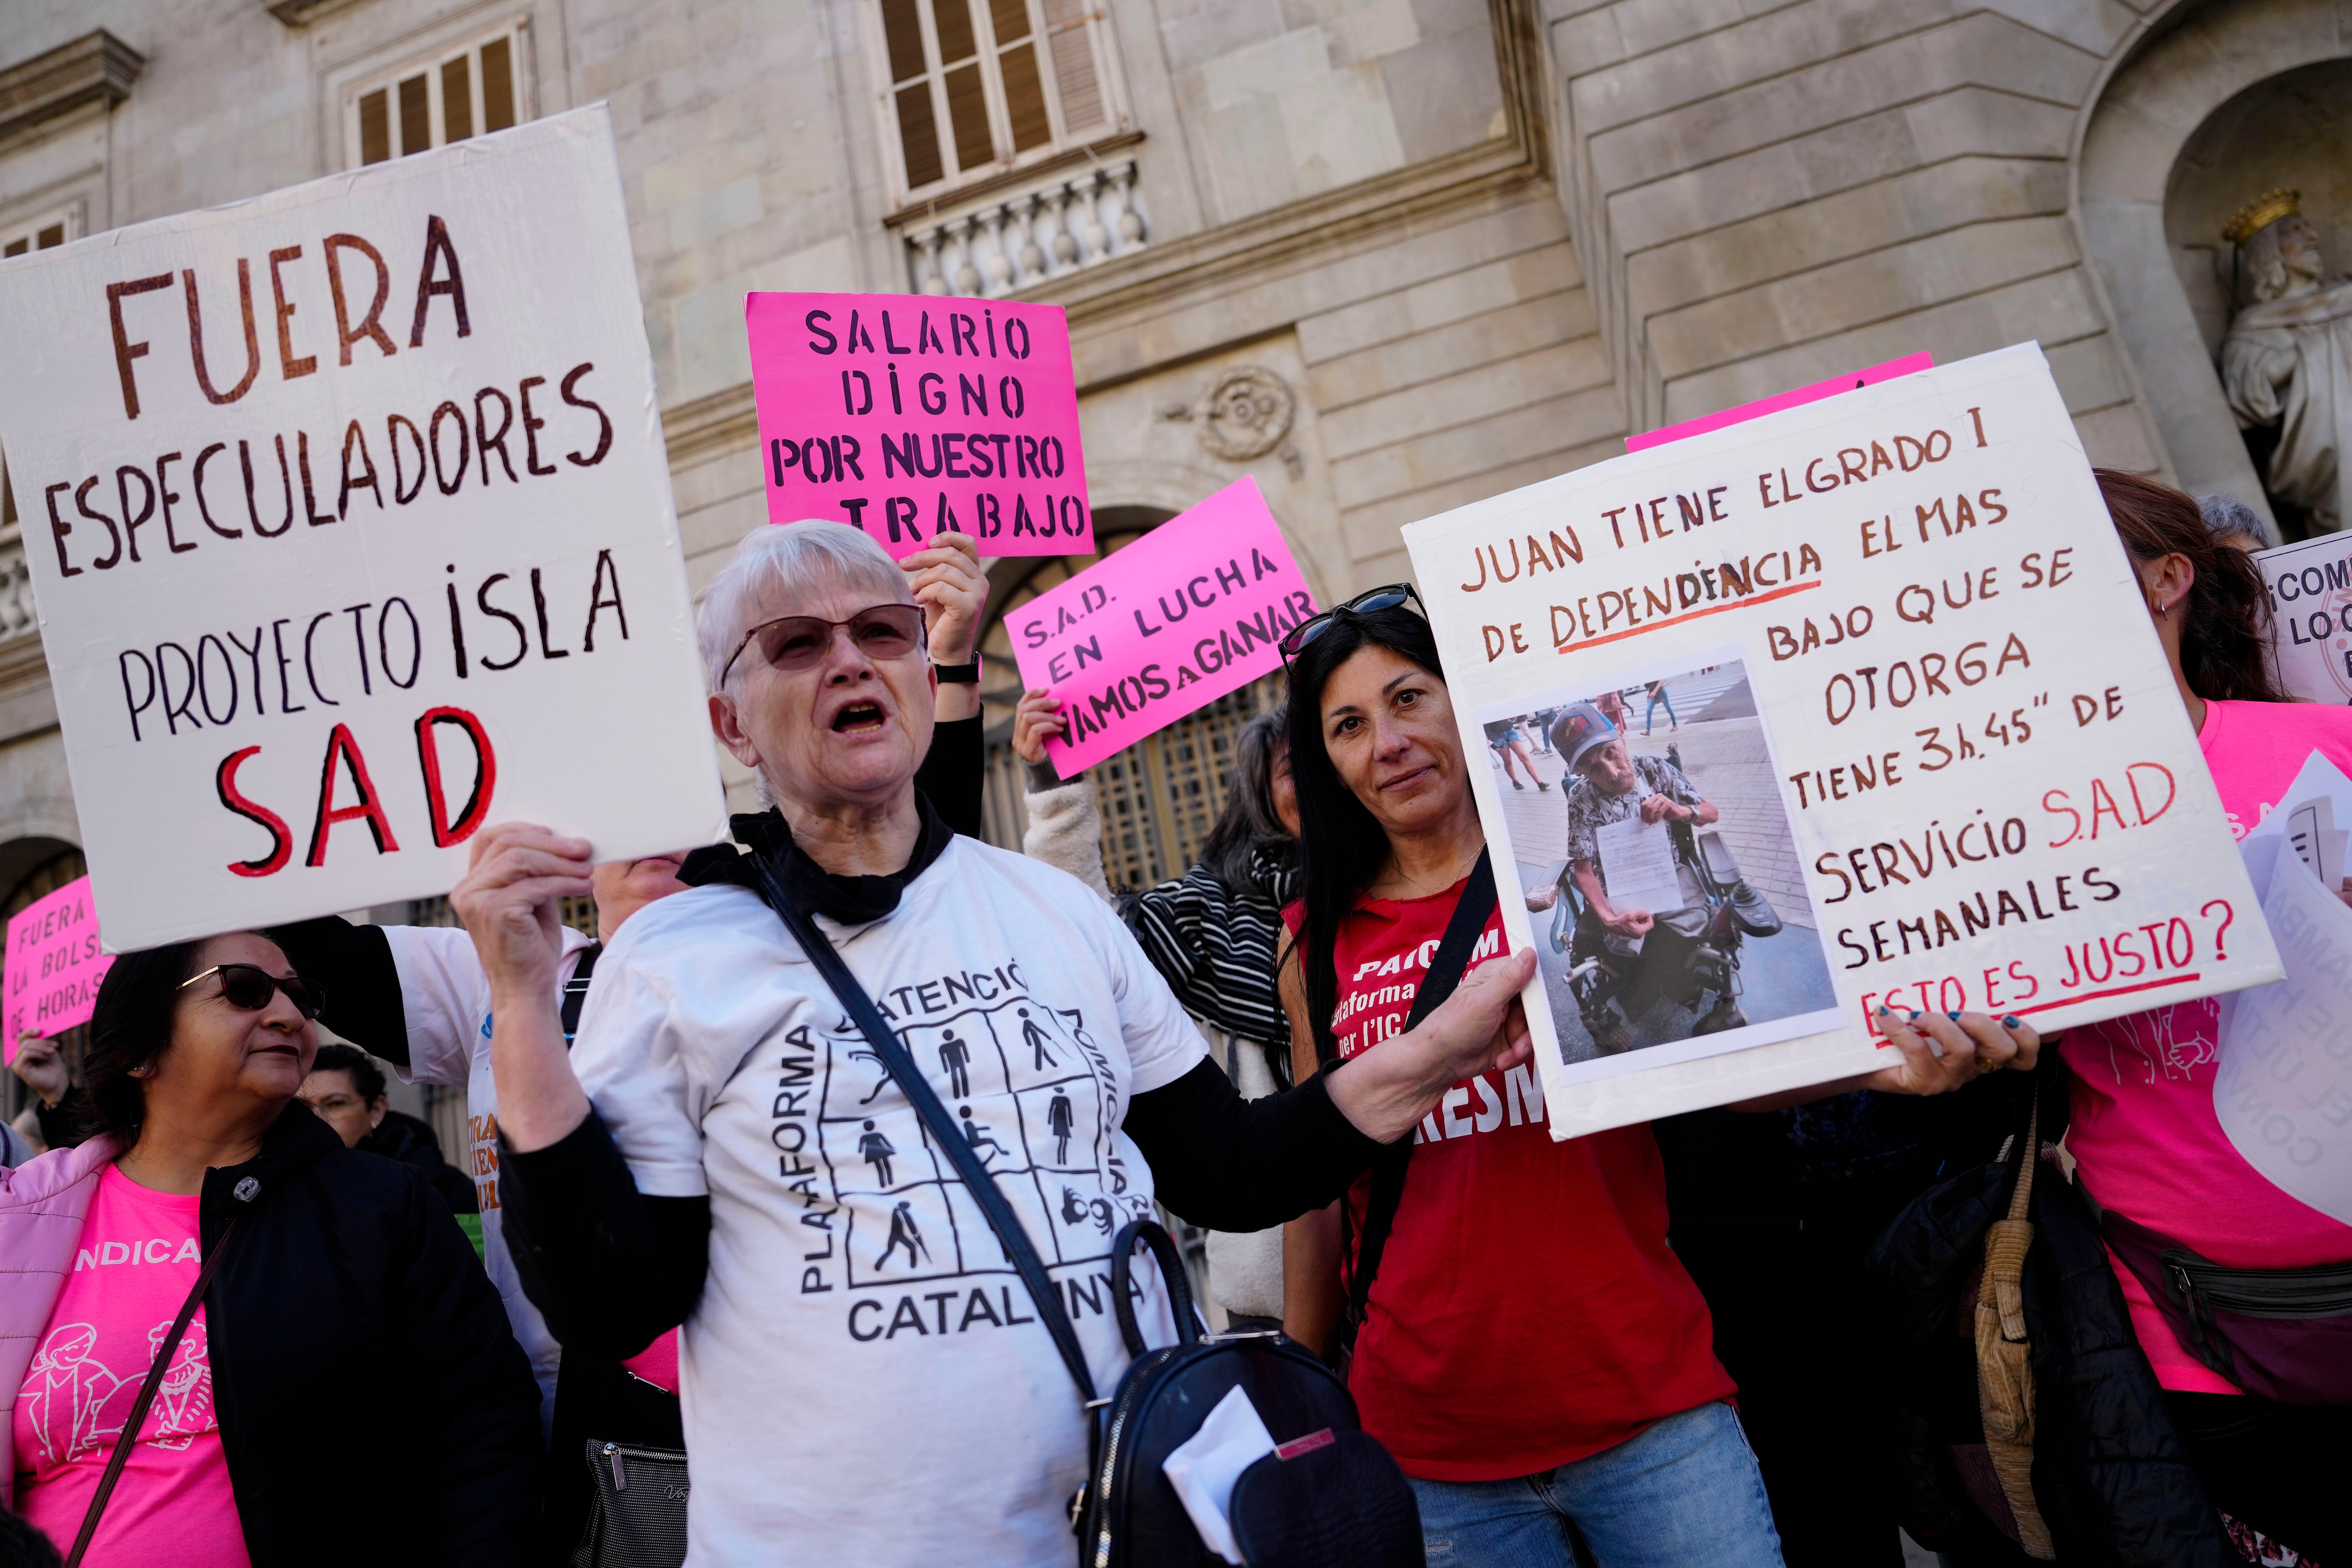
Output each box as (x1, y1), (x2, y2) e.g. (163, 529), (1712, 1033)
(475, 521), (1538, 1568)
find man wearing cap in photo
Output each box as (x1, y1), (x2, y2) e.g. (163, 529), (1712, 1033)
(1529, 701), (1732, 1048)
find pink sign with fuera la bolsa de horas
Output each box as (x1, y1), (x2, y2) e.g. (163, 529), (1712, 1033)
(1011, 477), (1315, 776)
(745, 292), (1093, 560)
(5, 875), (111, 1059)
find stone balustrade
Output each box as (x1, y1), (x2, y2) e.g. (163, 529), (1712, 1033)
(0, 547), (35, 643)
(902, 155), (1147, 298)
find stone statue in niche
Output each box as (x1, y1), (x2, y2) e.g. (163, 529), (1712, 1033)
(2220, 189), (2352, 533)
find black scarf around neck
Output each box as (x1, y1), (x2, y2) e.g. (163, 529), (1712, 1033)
(679, 792), (956, 924)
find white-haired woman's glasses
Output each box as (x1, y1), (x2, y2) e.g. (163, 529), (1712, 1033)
(719, 603), (928, 685)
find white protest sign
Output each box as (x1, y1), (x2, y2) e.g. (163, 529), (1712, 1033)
(2255, 532), (2352, 704)
(2217, 841), (2352, 1226)
(2246, 749), (2352, 858)
(1593, 816), (1682, 919)
(0, 107), (727, 951)
(1403, 343), (2282, 1138)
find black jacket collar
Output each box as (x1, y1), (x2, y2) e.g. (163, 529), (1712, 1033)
(199, 1098), (341, 1234)
(679, 791), (956, 924)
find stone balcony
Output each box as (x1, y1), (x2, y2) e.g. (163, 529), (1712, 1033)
(899, 153), (1148, 299)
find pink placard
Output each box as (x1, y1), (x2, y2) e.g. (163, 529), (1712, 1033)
(1011, 478), (1315, 777)
(745, 292), (1094, 560)
(1625, 352), (1935, 453)
(5, 876), (112, 1056)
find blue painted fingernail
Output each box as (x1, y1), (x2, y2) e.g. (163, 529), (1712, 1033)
(1875, 1005), (1888, 1016)
(1947, 1010), (1962, 1020)
(2003, 1015), (2021, 1027)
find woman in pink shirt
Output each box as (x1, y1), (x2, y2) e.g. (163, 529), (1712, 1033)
(2066, 470), (2352, 1561)
(0, 930), (541, 1567)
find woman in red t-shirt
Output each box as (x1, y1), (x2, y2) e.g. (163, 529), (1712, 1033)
(1276, 588), (2036, 1565)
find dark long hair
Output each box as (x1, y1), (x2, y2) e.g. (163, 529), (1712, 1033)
(1197, 706), (1295, 891)
(75, 939), (205, 1141)
(1284, 605), (1449, 1068)
(2097, 469), (2283, 704)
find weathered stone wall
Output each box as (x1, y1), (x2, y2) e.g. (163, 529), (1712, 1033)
(1541, 0), (2177, 471)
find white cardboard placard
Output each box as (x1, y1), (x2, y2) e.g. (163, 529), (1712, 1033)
(0, 107), (727, 951)
(2254, 531), (2352, 705)
(1403, 344), (2283, 1138)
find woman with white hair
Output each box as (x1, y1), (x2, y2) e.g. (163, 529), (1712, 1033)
(464, 521), (1541, 1568)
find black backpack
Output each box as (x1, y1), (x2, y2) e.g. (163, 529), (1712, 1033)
(750, 857), (1425, 1568)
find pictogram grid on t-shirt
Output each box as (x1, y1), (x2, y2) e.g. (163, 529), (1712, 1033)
(796, 988), (1153, 1292)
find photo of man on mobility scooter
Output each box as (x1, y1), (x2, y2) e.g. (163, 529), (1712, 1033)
(1523, 698), (1798, 1059)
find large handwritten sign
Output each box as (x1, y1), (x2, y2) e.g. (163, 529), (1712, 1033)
(4, 876), (110, 1054)
(746, 291), (1091, 560)
(0, 108), (727, 952)
(1404, 344), (2282, 1138)
(1009, 477), (1313, 775)
(2255, 531), (2352, 704)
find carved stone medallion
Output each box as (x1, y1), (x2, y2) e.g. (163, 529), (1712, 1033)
(1192, 367), (1295, 461)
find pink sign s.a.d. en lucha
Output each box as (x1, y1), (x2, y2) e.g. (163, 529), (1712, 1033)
(5, 875), (112, 1058)
(746, 292), (1093, 560)
(1010, 477), (1314, 776)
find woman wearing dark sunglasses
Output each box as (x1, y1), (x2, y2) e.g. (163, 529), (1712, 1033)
(0, 931), (543, 1567)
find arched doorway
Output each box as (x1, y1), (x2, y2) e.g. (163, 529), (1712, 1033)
(1, 842), (88, 1128)
(976, 506), (1286, 890)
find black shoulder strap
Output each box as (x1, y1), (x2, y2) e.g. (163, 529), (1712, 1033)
(1338, 849), (1496, 1363)
(744, 857), (1100, 1406)
(560, 941), (604, 1042)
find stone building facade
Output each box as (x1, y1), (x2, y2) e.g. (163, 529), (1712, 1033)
(0, 0), (2344, 1087)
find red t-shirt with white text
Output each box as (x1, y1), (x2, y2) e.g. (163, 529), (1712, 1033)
(12, 1166), (249, 1567)
(1298, 878), (1733, 1481)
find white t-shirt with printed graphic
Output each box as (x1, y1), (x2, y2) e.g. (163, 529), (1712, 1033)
(384, 921), (596, 1427)
(571, 836), (1207, 1568)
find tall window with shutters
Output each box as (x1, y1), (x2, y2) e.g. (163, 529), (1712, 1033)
(869, 0), (1124, 202)
(343, 24), (529, 170)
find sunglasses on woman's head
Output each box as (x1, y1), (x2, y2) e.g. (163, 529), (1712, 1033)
(719, 604), (928, 685)
(1277, 582), (1425, 664)
(179, 963), (327, 1021)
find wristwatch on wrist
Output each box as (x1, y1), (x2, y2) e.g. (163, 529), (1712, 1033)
(932, 653), (982, 685)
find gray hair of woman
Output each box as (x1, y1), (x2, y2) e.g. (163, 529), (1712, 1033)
(696, 521), (914, 692)
(2196, 492), (2277, 552)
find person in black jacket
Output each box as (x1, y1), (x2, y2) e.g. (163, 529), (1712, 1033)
(0, 930), (543, 1567)
(297, 1042), (480, 1219)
